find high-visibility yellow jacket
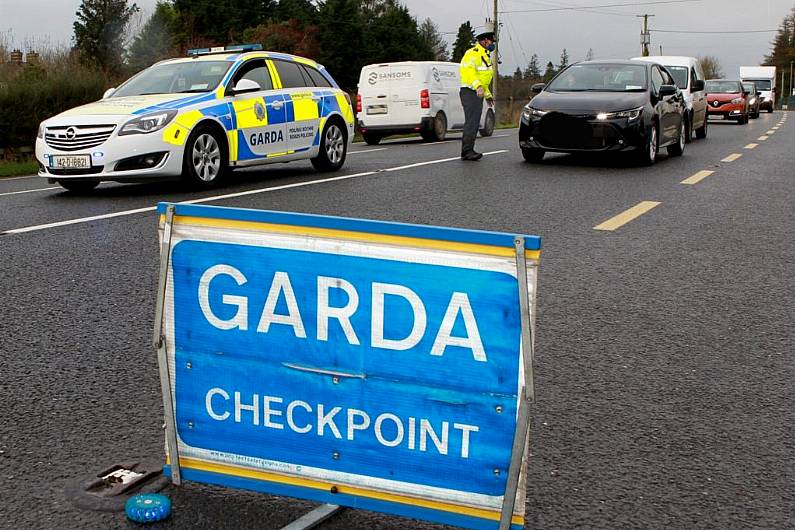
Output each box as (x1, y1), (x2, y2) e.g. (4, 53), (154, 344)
(459, 43), (493, 98)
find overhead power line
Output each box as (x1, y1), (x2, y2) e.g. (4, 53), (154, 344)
(500, 0), (702, 14)
(651, 29), (778, 34)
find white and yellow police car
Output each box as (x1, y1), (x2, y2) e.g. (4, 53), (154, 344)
(35, 44), (354, 192)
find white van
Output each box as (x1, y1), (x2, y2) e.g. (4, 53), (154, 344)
(631, 56), (708, 141)
(740, 66), (776, 112)
(356, 61), (495, 145)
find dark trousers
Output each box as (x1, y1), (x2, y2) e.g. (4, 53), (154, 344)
(460, 87), (483, 155)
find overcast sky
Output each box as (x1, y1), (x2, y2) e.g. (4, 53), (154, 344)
(1, 0), (792, 78)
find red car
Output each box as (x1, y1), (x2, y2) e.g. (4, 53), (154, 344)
(705, 79), (749, 124)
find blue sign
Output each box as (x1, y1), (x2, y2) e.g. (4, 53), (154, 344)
(157, 203), (541, 530)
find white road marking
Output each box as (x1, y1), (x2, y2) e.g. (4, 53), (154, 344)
(0, 186), (60, 197)
(2, 150), (509, 235)
(419, 140), (453, 146)
(348, 148), (388, 154)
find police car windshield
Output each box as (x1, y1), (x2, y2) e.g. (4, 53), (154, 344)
(112, 61), (232, 97)
(548, 64), (648, 92)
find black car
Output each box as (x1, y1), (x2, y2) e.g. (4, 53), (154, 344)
(519, 60), (687, 165)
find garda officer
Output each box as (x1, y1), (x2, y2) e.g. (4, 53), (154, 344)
(459, 23), (496, 161)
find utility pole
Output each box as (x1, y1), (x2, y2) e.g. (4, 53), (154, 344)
(492, 0), (499, 106)
(637, 14), (654, 56)
(790, 61), (794, 107)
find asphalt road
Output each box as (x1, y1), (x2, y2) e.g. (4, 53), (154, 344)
(1, 112), (793, 529)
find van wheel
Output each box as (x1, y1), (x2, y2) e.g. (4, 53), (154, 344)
(59, 180), (99, 193)
(695, 112), (708, 139)
(479, 109), (495, 137)
(312, 119), (347, 172)
(363, 132), (382, 145)
(182, 125), (227, 188)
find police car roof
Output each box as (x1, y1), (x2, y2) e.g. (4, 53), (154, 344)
(160, 51), (320, 67)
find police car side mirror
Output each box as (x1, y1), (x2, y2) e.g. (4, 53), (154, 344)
(231, 79), (262, 95)
(531, 83), (545, 94)
(102, 88), (116, 99)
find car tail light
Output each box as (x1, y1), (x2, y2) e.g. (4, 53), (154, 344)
(420, 89), (430, 109)
(356, 94), (362, 113)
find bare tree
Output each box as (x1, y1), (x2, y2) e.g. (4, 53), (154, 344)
(698, 55), (723, 79)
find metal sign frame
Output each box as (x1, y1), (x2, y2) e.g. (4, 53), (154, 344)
(153, 202), (541, 530)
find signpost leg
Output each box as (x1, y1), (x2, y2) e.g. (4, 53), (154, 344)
(498, 237), (537, 530)
(279, 504), (344, 530)
(153, 204), (182, 485)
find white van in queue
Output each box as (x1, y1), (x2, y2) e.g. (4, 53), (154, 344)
(631, 56), (708, 142)
(356, 61), (496, 145)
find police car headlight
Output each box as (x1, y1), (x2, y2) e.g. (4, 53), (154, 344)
(119, 110), (177, 136)
(37, 123), (44, 138)
(597, 106), (643, 121)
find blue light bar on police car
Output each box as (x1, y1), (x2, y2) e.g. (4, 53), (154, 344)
(187, 44), (263, 57)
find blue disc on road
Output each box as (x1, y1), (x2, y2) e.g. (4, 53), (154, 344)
(125, 493), (172, 523)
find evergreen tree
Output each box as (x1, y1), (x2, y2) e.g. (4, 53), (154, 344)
(127, 1), (178, 71)
(513, 67), (523, 81)
(543, 61), (556, 82)
(524, 54), (540, 80)
(419, 18), (448, 61)
(273, 0), (318, 25)
(558, 48), (569, 70)
(451, 21), (475, 63)
(365, 1), (433, 65)
(173, 0), (275, 44)
(764, 8), (795, 99)
(315, 0), (365, 90)
(73, 0), (139, 74)
(585, 47), (594, 61)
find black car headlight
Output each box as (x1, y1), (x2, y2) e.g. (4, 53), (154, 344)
(522, 107), (547, 123)
(119, 110), (178, 136)
(596, 106), (643, 122)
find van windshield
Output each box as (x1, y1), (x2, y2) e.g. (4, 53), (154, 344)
(666, 66), (689, 89)
(748, 79), (772, 90)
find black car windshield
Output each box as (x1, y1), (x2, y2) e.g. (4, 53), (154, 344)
(112, 61), (232, 97)
(547, 64), (648, 92)
(705, 81), (741, 94)
(666, 66), (689, 89)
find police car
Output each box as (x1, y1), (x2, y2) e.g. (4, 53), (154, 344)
(35, 44), (354, 192)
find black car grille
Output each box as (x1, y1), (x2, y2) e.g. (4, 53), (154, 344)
(45, 124), (116, 152)
(537, 112), (620, 150)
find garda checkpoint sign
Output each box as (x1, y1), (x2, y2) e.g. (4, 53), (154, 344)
(153, 202), (541, 530)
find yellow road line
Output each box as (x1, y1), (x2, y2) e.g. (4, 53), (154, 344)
(758, 135), (769, 141)
(721, 153), (742, 162)
(681, 170), (714, 185)
(772, 126), (779, 130)
(744, 143), (758, 149)
(766, 130), (776, 134)
(594, 201), (660, 231)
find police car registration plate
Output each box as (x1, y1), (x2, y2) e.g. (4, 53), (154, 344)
(49, 155), (91, 169)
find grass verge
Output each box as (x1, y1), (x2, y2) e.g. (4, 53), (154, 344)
(0, 161), (38, 178)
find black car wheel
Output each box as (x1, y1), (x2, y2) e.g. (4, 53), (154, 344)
(637, 123), (658, 166)
(521, 147), (545, 163)
(667, 118), (686, 157)
(695, 112), (708, 139)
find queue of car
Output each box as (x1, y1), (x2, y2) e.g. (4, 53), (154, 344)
(34, 43), (777, 192)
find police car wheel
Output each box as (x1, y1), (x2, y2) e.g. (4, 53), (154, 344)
(312, 120), (347, 172)
(183, 126), (227, 187)
(58, 180), (99, 193)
